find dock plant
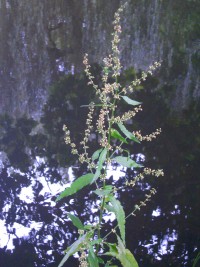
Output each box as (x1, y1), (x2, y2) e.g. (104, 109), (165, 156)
(56, 2), (163, 267)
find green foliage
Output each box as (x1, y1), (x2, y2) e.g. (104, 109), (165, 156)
(192, 252), (200, 267)
(113, 156), (142, 168)
(56, 173), (94, 201)
(111, 128), (128, 144)
(56, 2), (163, 266)
(121, 96), (141, 106)
(58, 233), (90, 267)
(67, 213), (84, 230)
(108, 196), (126, 244)
(117, 122), (140, 143)
(94, 185), (113, 197)
(105, 236), (139, 267)
(88, 246), (100, 267)
(91, 148), (108, 184)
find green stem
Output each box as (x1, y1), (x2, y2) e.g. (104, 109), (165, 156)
(96, 94), (117, 253)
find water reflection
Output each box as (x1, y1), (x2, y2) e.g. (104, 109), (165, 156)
(0, 71), (200, 266)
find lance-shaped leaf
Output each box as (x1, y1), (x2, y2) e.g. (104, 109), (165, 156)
(105, 203), (115, 213)
(58, 233), (89, 267)
(105, 236), (139, 267)
(94, 185), (113, 197)
(67, 213), (84, 230)
(117, 123), (140, 143)
(88, 246), (99, 267)
(92, 148), (103, 161)
(117, 235), (139, 267)
(111, 128), (128, 144)
(56, 173), (94, 201)
(91, 148), (107, 184)
(121, 95), (141, 106)
(113, 156), (142, 168)
(108, 195), (126, 244)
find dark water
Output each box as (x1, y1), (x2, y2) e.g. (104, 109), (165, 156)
(0, 0), (199, 118)
(0, 70), (200, 267)
(0, 1), (200, 266)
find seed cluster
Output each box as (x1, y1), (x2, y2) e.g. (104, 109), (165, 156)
(60, 1), (164, 265)
(132, 188), (157, 214)
(125, 168), (164, 187)
(133, 128), (162, 142)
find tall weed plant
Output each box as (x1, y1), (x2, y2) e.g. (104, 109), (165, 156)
(56, 2), (163, 266)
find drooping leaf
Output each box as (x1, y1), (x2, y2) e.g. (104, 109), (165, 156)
(105, 242), (118, 257)
(56, 173), (94, 201)
(91, 148), (107, 184)
(88, 246), (99, 267)
(105, 203), (115, 213)
(111, 128), (128, 144)
(117, 123), (140, 143)
(99, 148), (108, 166)
(105, 237), (139, 267)
(91, 169), (101, 184)
(113, 156), (142, 168)
(92, 148), (103, 161)
(108, 196), (126, 244)
(58, 233), (88, 267)
(116, 235), (139, 267)
(121, 96), (141, 106)
(94, 185), (113, 196)
(67, 213), (84, 230)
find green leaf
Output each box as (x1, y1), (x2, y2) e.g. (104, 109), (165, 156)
(90, 238), (103, 246)
(67, 213), (84, 230)
(88, 246), (99, 267)
(117, 123), (140, 143)
(105, 243), (118, 257)
(58, 233), (89, 267)
(91, 168), (101, 184)
(103, 67), (110, 75)
(94, 185), (113, 196)
(193, 252), (200, 267)
(99, 148), (108, 165)
(111, 128), (128, 144)
(105, 203), (115, 213)
(116, 235), (139, 267)
(91, 148), (107, 184)
(113, 156), (142, 168)
(108, 196), (126, 244)
(56, 173), (94, 201)
(84, 224), (93, 231)
(121, 96), (141, 106)
(105, 237), (139, 267)
(92, 149), (103, 161)
(97, 257), (104, 264)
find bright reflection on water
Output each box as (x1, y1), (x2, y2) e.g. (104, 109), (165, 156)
(0, 148), (181, 264)
(0, 150), (197, 266)
(0, 155), (134, 252)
